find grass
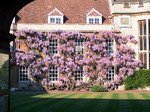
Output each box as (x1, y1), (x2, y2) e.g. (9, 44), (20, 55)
(10, 93), (150, 112)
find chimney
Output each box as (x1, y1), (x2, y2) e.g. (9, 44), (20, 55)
(139, 0), (144, 7)
(124, 0), (130, 8)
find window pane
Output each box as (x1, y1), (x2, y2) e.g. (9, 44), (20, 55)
(74, 67), (83, 81)
(106, 67), (114, 81)
(144, 36), (147, 50)
(140, 37), (143, 51)
(144, 21), (146, 35)
(121, 18), (129, 25)
(89, 18), (93, 24)
(49, 39), (58, 55)
(139, 21), (143, 35)
(144, 53), (147, 68)
(75, 39), (83, 55)
(106, 39), (114, 55)
(56, 18), (61, 24)
(49, 66), (58, 81)
(50, 18), (55, 23)
(95, 18), (100, 24)
(139, 53), (143, 62)
(19, 66), (29, 82)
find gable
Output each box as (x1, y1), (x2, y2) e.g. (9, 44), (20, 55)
(49, 10), (63, 16)
(87, 8), (102, 17)
(48, 8), (64, 16)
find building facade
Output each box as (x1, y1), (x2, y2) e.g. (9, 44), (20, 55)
(10, 0), (150, 90)
(110, 0), (150, 69)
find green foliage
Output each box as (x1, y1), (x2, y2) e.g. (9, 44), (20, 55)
(0, 59), (9, 89)
(124, 69), (150, 90)
(91, 86), (108, 92)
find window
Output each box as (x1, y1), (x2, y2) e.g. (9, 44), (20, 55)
(48, 8), (64, 24)
(48, 66), (58, 81)
(139, 52), (147, 68)
(89, 18), (94, 24)
(49, 17), (62, 24)
(138, 19), (150, 69)
(49, 39), (58, 55)
(74, 67), (83, 81)
(95, 18), (100, 24)
(50, 18), (55, 23)
(75, 39), (84, 55)
(19, 66), (29, 82)
(106, 67), (115, 81)
(139, 20), (147, 51)
(87, 17), (102, 24)
(119, 16), (131, 27)
(106, 39), (114, 55)
(87, 17), (101, 24)
(86, 8), (102, 24)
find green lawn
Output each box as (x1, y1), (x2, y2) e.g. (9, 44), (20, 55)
(10, 93), (150, 112)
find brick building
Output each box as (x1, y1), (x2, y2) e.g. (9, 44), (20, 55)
(10, 0), (150, 90)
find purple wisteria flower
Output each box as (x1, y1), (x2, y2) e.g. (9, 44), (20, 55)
(15, 30), (143, 90)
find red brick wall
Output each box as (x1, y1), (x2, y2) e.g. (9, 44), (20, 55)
(10, 66), (18, 88)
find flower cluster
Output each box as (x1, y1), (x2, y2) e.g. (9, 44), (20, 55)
(14, 30), (142, 90)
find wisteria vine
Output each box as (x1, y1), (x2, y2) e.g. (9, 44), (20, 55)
(14, 30), (143, 90)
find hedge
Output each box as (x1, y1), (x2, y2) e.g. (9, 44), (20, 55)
(124, 69), (150, 90)
(91, 86), (108, 92)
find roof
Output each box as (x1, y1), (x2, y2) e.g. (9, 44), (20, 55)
(17, 0), (111, 24)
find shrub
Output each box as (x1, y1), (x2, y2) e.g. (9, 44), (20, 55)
(91, 86), (108, 92)
(124, 69), (150, 90)
(0, 59), (9, 89)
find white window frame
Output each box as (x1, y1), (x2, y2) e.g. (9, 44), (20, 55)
(106, 39), (114, 55)
(74, 67), (83, 81)
(106, 67), (115, 81)
(75, 39), (84, 55)
(119, 15), (131, 27)
(49, 38), (58, 55)
(48, 66), (58, 82)
(87, 16), (102, 24)
(138, 19), (150, 69)
(19, 66), (29, 82)
(48, 16), (63, 24)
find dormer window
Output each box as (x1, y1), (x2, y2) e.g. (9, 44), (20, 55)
(48, 8), (64, 24)
(87, 8), (102, 24)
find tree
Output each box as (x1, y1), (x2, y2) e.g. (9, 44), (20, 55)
(0, 59), (9, 89)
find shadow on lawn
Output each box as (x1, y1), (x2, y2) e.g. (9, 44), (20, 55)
(11, 97), (150, 112)
(0, 96), (8, 112)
